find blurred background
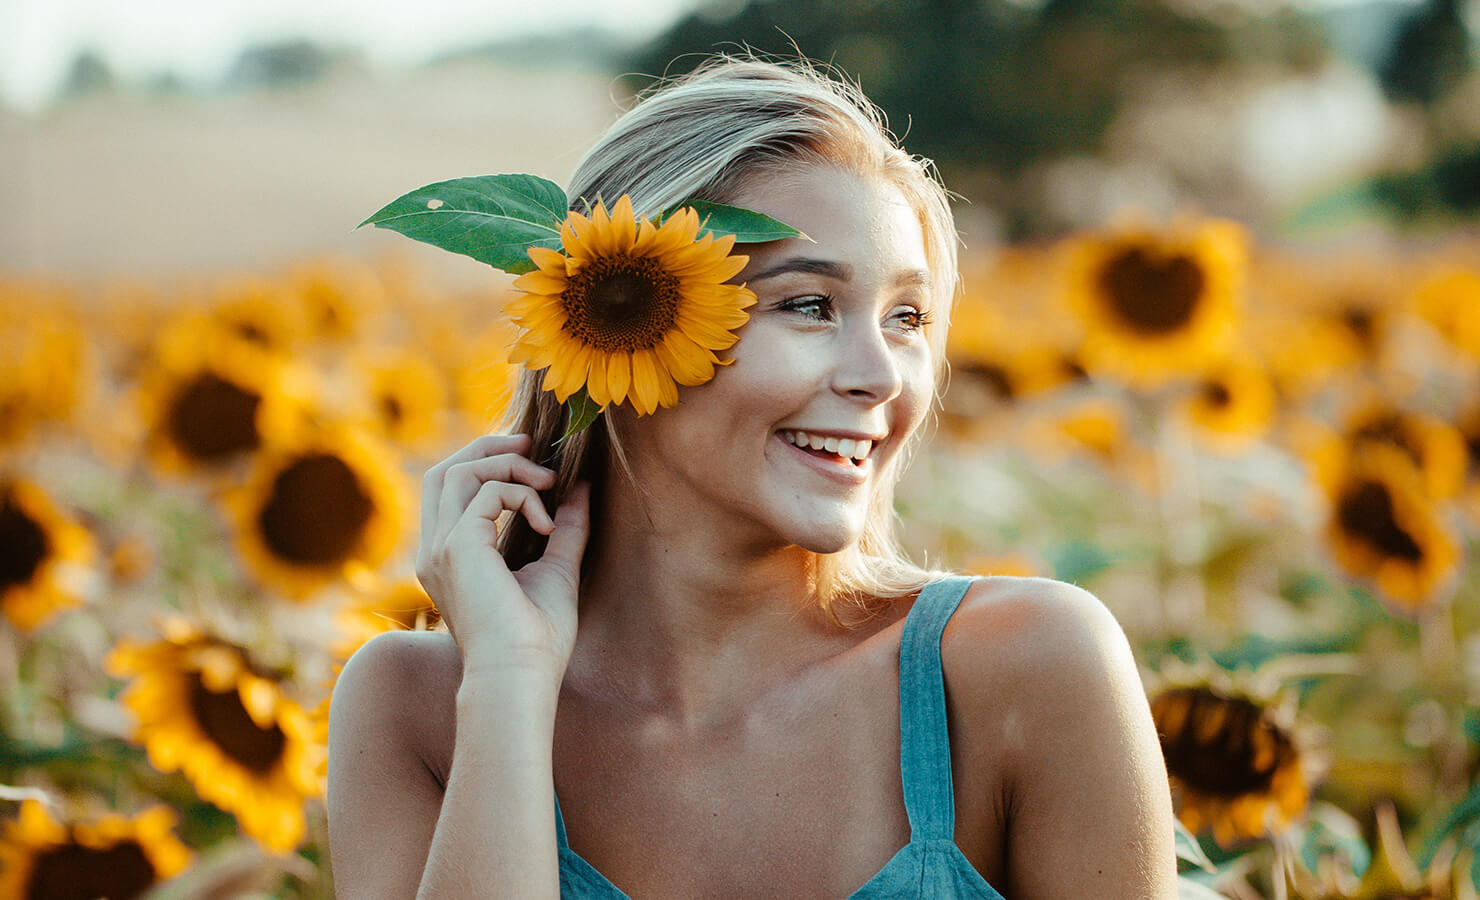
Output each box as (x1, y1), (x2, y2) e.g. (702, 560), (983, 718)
(2, 1), (1479, 897)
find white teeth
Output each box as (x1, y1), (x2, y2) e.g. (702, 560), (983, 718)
(780, 430), (874, 462)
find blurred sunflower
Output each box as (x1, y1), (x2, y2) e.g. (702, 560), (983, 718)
(0, 479), (94, 632)
(944, 290), (1079, 431)
(1176, 355), (1276, 455)
(507, 195), (756, 415)
(207, 275), (304, 353)
(1150, 673), (1312, 846)
(106, 620), (321, 852)
(1313, 442), (1460, 613)
(226, 424), (407, 599)
(285, 256), (386, 343)
(354, 347), (448, 450)
(0, 283), (85, 449)
(1413, 265), (1480, 360)
(0, 800), (192, 900)
(1340, 402), (1468, 501)
(1252, 248), (1417, 397)
(137, 323), (307, 474)
(1064, 219), (1246, 386)
(332, 579), (440, 660)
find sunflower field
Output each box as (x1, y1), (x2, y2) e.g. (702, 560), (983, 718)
(4, 203), (1480, 896)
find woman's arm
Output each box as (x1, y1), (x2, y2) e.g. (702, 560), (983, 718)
(327, 434), (590, 899)
(327, 632), (565, 899)
(952, 578), (1178, 898)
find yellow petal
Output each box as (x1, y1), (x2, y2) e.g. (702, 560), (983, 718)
(630, 350), (661, 416)
(606, 352), (631, 406)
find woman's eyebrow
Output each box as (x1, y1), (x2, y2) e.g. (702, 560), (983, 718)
(748, 257), (932, 292)
(749, 257), (851, 282)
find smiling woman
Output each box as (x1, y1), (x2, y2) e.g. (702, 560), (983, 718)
(328, 55), (1178, 899)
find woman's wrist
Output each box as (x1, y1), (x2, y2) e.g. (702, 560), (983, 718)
(457, 652), (566, 708)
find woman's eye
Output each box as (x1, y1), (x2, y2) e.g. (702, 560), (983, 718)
(888, 306), (931, 332)
(783, 295), (834, 321)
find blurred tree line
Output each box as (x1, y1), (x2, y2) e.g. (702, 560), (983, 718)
(629, 0), (1479, 238)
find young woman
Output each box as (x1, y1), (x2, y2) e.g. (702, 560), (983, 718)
(328, 57), (1178, 898)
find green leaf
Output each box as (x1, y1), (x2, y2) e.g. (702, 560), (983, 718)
(1421, 780), (1480, 868)
(555, 387), (603, 445)
(359, 174), (567, 274)
(1174, 819), (1216, 873)
(661, 200), (808, 243)
(1296, 803), (1370, 878)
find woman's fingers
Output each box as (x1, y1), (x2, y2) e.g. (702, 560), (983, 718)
(434, 455), (554, 542)
(538, 481), (591, 580)
(455, 479), (555, 540)
(419, 434), (533, 543)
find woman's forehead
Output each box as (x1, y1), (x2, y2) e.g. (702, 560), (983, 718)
(729, 167), (929, 280)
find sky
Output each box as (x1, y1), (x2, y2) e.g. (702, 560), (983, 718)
(0, 0), (704, 110)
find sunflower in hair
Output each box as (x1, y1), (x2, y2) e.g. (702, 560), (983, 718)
(106, 619), (322, 852)
(1064, 218), (1246, 386)
(1149, 662), (1315, 846)
(225, 423), (407, 600)
(0, 478), (95, 632)
(506, 195), (756, 415)
(0, 800), (192, 900)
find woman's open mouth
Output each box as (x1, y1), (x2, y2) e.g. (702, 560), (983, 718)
(777, 429), (873, 468)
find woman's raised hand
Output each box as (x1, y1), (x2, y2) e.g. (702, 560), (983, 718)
(415, 433), (590, 678)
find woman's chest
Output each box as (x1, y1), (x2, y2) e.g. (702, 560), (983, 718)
(549, 666), (1008, 898)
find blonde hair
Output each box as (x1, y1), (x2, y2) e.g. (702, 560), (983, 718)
(496, 54), (959, 621)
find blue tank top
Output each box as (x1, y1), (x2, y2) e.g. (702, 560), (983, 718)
(553, 575), (1007, 898)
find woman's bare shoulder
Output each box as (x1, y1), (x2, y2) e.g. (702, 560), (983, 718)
(940, 575), (1143, 745)
(331, 630), (461, 778)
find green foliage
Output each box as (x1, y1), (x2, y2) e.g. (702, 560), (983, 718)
(359, 174), (567, 274)
(668, 200), (808, 243)
(557, 387), (603, 442)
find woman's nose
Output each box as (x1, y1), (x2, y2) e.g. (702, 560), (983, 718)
(829, 321), (903, 404)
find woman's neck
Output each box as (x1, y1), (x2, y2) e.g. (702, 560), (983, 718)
(568, 486), (844, 729)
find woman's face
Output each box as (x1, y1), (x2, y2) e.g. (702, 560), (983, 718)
(613, 165), (937, 553)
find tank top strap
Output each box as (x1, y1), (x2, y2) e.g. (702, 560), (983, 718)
(897, 575), (975, 841)
(554, 790), (571, 849)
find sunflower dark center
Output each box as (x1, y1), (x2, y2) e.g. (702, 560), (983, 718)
(186, 671), (286, 774)
(1201, 380), (1232, 409)
(1339, 306), (1375, 347)
(1337, 479), (1424, 562)
(964, 363), (1015, 401)
(257, 453), (374, 567)
(0, 492), (49, 589)
(561, 256), (682, 353)
(1465, 428), (1480, 473)
(231, 320), (274, 347)
(166, 372), (262, 462)
(1153, 688), (1294, 797)
(380, 394), (404, 426)
(26, 838), (156, 900)
(1351, 415), (1422, 467)
(1096, 246), (1205, 335)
